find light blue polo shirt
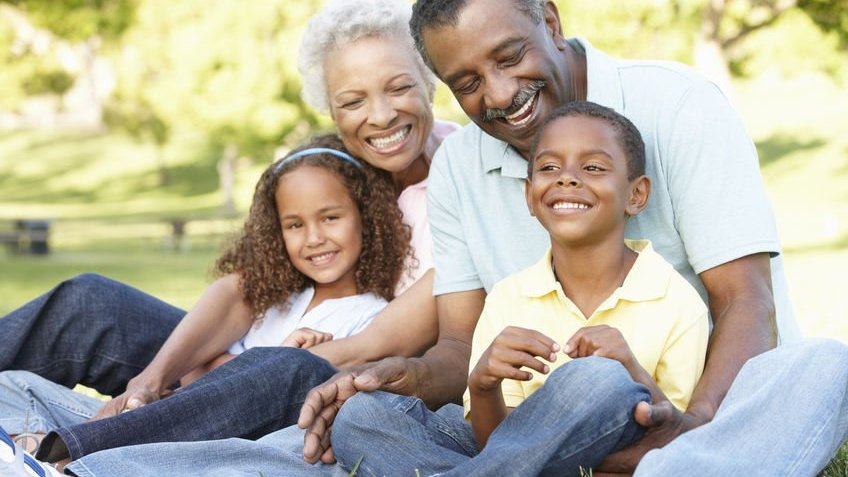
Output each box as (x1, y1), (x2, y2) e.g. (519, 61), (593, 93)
(427, 38), (801, 343)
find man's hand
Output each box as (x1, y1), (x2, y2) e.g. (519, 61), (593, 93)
(90, 378), (173, 421)
(282, 327), (333, 349)
(563, 325), (637, 370)
(468, 326), (558, 394)
(297, 357), (419, 464)
(597, 401), (709, 473)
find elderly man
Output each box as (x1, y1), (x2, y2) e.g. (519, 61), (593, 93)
(307, 0), (847, 475)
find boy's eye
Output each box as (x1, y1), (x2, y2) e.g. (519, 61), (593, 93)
(584, 164), (606, 172)
(538, 163), (558, 172)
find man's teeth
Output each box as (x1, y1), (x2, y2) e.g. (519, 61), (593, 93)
(505, 93), (536, 125)
(369, 126), (410, 149)
(309, 252), (336, 262)
(552, 202), (589, 210)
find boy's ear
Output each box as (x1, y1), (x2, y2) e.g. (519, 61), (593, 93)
(525, 178), (536, 217)
(625, 175), (651, 217)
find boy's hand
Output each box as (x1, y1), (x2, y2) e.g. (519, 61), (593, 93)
(282, 327), (333, 349)
(563, 325), (636, 370)
(468, 326), (559, 394)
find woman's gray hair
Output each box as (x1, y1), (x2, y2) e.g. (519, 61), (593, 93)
(298, 0), (437, 114)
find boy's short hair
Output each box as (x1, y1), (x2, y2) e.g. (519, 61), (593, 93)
(528, 102), (646, 181)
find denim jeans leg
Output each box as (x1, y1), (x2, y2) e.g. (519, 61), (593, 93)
(67, 425), (350, 477)
(40, 347), (338, 461)
(0, 371), (103, 435)
(0, 273), (184, 396)
(445, 357), (649, 477)
(635, 338), (848, 477)
(332, 391), (479, 476)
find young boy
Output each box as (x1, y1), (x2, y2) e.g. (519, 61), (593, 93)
(463, 101), (709, 474)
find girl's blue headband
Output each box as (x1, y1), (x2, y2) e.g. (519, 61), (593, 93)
(274, 148), (363, 173)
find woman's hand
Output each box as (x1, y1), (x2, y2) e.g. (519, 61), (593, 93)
(282, 327), (334, 349)
(468, 326), (559, 394)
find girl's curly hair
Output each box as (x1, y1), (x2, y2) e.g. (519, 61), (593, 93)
(215, 134), (411, 320)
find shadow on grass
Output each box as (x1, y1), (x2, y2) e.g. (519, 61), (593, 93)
(756, 134), (826, 169)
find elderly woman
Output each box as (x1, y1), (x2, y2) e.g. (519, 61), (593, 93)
(0, 0), (457, 473)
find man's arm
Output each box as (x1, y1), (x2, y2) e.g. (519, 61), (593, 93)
(309, 269), (439, 368)
(299, 288), (485, 464)
(598, 253), (776, 473)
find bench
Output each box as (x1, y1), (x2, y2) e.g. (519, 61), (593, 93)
(0, 220), (51, 255)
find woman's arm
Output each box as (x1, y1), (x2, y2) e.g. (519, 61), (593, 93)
(309, 269), (439, 368)
(92, 274), (254, 419)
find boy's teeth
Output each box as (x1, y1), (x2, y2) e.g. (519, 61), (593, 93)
(552, 202), (589, 210)
(369, 126), (410, 149)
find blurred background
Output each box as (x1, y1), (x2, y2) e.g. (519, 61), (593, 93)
(0, 0), (846, 343)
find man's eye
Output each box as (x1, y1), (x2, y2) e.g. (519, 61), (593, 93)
(499, 49), (524, 68)
(454, 80), (479, 96)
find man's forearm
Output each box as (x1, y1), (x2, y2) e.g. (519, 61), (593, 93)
(687, 254), (777, 421)
(407, 336), (473, 408)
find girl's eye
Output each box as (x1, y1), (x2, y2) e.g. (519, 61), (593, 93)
(284, 223), (302, 230)
(322, 216), (339, 223)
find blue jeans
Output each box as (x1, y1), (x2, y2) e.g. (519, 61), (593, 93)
(634, 338), (848, 477)
(332, 357), (650, 477)
(67, 425), (349, 477)
(37, 347), (337, 461)
(0, 273), (184, 396)
(55, 339), (848, 477)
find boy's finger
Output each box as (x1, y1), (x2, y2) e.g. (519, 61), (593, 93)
(491, 348), (550, 375)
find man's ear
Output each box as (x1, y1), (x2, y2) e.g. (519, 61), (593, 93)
(525, 177), (536, 217)
(625, 175), (651, 217)
(543, 1), (567, 50)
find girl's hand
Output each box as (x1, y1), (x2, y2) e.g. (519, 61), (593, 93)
(468, 326), (559, 394)
(282, 327), (334, 349)
(563, 325), (636, 370)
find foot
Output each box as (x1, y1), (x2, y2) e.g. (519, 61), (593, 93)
(1, 426), (63, 476)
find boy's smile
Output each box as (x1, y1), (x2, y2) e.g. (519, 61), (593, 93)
(526, 115), (646, 248)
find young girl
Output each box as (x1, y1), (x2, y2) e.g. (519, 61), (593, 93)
(0, 134), (411, 472)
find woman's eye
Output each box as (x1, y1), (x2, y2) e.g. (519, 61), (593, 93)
(340, 100), (363, 110)
(392, 84), (413, 94)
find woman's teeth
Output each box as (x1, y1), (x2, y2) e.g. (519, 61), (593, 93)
(369, 126), (411, 149)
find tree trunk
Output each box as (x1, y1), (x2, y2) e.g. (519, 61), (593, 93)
(217, 145), (238, 216)
(693, 35), (735, 100)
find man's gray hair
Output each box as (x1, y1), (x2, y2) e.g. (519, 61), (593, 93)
(298, 0), (437, 113)
(410, 0), (545, 74)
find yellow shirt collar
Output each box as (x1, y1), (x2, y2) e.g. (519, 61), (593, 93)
(521, 240), (672, 307)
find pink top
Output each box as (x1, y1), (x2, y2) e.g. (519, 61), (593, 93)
(394, 119), (461, 295)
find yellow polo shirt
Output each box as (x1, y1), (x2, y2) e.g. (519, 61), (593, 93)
(464, 240), (708, 416)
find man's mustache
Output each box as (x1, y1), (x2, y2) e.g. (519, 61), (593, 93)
(482, 80), (546, 122)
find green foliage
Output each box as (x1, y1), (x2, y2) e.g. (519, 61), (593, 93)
(799, 0), (848, 48)
(2, 0), (136, 41)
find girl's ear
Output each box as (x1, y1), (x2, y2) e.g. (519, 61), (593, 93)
(625, 175), (651, 217)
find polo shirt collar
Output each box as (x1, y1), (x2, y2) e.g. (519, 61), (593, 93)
(521, 240), (671, 307)
(479, 38), (621, 179)
(480, 130), (528, 179)
(577, 37), (625, 115)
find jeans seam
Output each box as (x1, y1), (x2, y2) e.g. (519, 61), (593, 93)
(784, 408), (834, 475)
